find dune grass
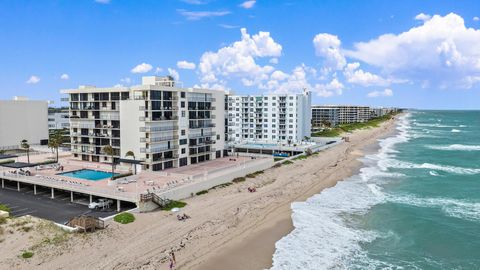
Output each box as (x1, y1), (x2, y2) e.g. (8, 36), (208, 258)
(113, 212), (135, 224)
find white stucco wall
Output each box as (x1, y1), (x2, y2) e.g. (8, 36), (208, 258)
(0, 100), (49, 149)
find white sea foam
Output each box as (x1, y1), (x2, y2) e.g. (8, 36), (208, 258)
(459, 125), (467, 128)
(384, 160), (480, 175)
(426, 144), (480, 151)
(270, 113), (412, 270)
(429, 171), (439, 176)
(388, 194), (480, 222)
(451, 129), (461, 133)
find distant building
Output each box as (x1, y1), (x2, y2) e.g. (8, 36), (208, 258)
(0, 96), (49, 150)
(311, 105), (371, 128)
(48, 110), (70, 130)
(226, 91), (311, 144)
(62, 76), (225, 172)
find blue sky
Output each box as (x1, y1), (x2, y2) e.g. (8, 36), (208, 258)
(1, 0), (480, 109)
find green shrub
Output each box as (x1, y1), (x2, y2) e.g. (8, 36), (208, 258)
(282, 160), (294, 165)
(246, 170), (264, 178)
(292, 155), (308, 161)
(209, 183), (232, 190)
(232, 177), (246, 183)
(0, 204), (10, 213)
(21, 251), (34, 259)
(112, 172), (133, 180)
(196, 190), (209, 196)
(160, 200), (187, 211)
(0, 217), (7, 225)
(274, 157), (284, 162)
(113, 212), (135, 224)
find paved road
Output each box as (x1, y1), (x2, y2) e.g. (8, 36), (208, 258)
(0, 185), (120, 224)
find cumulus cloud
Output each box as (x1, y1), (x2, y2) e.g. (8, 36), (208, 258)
(345, 13), (480, 89)
(313, 33), (346, 70)
(198, 28), (282, 87)
(177, 60), (196, 70)
(474, 16), (480, 22)
(131, 63), (153, 74)
(240, 0), (256, 9)
(168, 68), (180, 81)
(26, 75), (40, 84)
(155, 67), (163, 74)
(415, 13), (431, 22)
(269, 58), (279, 64)
(60, 74), (70, 80)
(343, 62), (390, 86)
(367, 88), (394, 97)
(178, 9), (230, 20)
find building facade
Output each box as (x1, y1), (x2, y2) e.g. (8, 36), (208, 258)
(62, 76), (225, 172)
(48, 110), (70, 130)
(0, 97), (49, 150)
(226, 91), (311, 144)
(312, 105), (398, 128)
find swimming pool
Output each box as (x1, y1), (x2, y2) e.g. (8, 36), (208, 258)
(58, 169), (118, 181)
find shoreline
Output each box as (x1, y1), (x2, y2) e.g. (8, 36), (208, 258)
(192, 117), (400, 270)
(0, 117), (399, 270)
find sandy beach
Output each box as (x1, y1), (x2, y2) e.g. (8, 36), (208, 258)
(0, 117), (397, 270)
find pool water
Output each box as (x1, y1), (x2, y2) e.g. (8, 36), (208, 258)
(58, 169), (118, 181)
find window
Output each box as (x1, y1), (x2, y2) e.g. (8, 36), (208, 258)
(181, 148), (186, 154)
(181, 101), (185, 108)
(181, 130), (186, 136)
(217, 134), (220, 140)
(181, 92), (185, 98)
(180, 139), (187, 145)
(181, 111), (185, 117)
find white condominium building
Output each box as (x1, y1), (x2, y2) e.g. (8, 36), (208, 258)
(0, 97), (49, 150)
(226, 91), (311, 144)
(62, 76), (225, 172)
(312, 105), (398, 128)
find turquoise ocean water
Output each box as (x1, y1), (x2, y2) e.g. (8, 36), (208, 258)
(270, 111), (480, 269)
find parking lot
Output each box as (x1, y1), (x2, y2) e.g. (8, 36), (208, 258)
(0, 180), (135, 224)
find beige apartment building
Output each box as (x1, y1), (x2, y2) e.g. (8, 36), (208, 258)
(62, 76), (225, 172)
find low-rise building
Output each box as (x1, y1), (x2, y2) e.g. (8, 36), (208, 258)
(312, 105), (371, 127)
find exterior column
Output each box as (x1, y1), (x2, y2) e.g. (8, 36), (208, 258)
(17, 181), (20, 191)
(117, 200), (121, 212)
(51, 188), (54, 199)
(1, 179), (4, 188)
(33, 184), (37, 195)
(89, 194), (93, 204)
(70, 191), (74, 202)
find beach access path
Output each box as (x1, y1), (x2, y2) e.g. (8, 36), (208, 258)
(0, 117), (398, 270)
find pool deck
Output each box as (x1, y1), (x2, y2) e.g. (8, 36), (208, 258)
(0, 152), (273, 209)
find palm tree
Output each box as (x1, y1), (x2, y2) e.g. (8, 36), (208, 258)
(125, 151), (137, 175)
(48, 130), (64, 162)
(102, 145), (115, 179)
(20, 139), (30, 163)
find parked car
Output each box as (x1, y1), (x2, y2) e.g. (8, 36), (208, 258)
(88, 198), (113, 210)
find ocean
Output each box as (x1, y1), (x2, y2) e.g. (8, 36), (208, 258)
(270, 111), (480, 270)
